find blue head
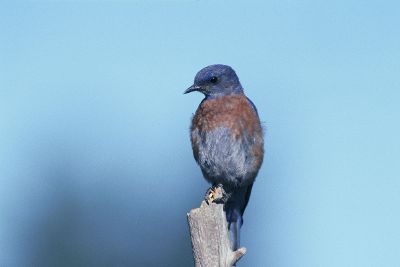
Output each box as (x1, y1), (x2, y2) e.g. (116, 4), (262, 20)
(184, 64), (243, 98)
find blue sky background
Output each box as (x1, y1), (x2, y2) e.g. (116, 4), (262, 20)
(1, 1), (399, 266)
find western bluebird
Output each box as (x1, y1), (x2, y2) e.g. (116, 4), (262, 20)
(185, 64), (264, 252)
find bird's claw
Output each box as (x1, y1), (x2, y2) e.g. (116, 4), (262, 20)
(205, 184), (230, 204)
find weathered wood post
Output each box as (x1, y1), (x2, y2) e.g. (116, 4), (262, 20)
(187, 201), (246, 267)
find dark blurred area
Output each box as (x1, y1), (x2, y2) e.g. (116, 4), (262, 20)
(2, 136), (201, 266)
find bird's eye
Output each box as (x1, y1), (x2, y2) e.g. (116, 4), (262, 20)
(210, 76), (218, 84)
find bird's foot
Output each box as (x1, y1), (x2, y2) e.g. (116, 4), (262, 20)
(205, 184), (231, 204)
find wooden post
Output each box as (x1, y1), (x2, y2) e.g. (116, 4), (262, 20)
(187, 201), (246, 267)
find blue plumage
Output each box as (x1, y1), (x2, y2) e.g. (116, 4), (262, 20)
(185, 64), (264, 253)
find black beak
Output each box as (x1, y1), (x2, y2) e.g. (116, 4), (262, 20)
(184, 85), (202, 94)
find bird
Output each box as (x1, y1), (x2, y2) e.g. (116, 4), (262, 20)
(184, 64), (264, 252)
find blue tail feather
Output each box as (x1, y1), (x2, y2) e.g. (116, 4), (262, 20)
(228, 215), (242, 251)
(225, 184), (253, 252)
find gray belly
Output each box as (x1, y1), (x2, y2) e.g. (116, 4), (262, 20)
(193, 127), (258, 187)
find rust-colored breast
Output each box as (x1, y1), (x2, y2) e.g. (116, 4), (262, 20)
(191, 94), (262, 138)
(190, 93), (264, 183)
